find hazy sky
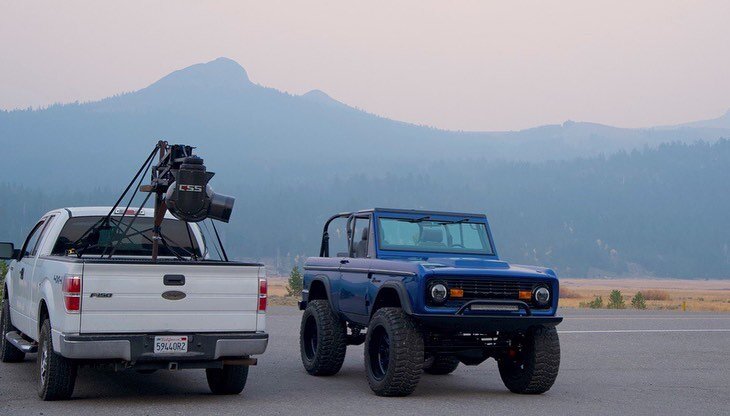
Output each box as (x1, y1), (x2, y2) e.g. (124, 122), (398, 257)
(1, 1), (729, 131)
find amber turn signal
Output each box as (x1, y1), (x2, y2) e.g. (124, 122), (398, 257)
(450, 288), (464, 298)
(519, 290), (532, 300)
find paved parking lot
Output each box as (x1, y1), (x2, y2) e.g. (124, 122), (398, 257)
(1, 307), (728, 415)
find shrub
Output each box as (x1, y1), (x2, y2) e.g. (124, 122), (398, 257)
(607, 290), (626, 309)
(287, 266), (303, 297)
(580, 295), (603, 309)
(642, 290), (670, 301)
(631, 292), (647, 309)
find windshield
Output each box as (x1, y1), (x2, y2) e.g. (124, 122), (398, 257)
(376, 217), (494, 255)
(51, 216), (202, 258)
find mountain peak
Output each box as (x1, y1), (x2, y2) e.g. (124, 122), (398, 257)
(146, 57), (252, 91)
(301, 89), (345, 107)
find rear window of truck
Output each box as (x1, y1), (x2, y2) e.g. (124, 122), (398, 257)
(51, 216), (202, 258)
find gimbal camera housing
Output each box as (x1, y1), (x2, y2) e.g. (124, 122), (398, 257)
(140, 141), (235, 259)
(142, 142), (235, 223)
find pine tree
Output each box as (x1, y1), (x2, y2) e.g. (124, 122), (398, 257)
(287, 266), (303, 297)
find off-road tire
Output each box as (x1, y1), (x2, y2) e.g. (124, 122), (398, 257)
(1, 297), (26, 363)
(300, 300), (347, 376)
(37, 319), (77, 400)
(206, 365), (249, 395)
(424, 355), (460, 375)
(498, 326), (560, 394)
(364, 307), (424, 397)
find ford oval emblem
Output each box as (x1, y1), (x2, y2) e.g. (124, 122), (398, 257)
(162, 290), (186, 301)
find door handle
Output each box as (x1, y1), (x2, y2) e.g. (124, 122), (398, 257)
(163, 274), (185, 286)
(19, 268), (24, 279)
(340, 259), (349, 264)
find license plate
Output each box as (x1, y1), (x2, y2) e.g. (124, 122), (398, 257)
(154, 336), (188, 354)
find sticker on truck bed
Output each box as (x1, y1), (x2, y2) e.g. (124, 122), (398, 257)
(154, 336), (188, 354)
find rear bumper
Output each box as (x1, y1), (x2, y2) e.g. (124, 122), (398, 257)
(57, 332), (268, 362)
(411, 314), (562, 333)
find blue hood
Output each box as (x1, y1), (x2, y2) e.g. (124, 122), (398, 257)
(412, 257), (556, 279)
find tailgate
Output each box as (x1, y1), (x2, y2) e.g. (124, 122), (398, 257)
(79, 262), (262, 334)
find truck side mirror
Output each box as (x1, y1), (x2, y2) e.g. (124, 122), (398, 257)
(0, 242), (15, 260)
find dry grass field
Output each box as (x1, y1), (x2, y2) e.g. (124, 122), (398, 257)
(267, 277), (730, 312)
(560, 278), (730, 312)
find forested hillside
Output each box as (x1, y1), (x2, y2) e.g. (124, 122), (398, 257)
(1, 140), (728, 278)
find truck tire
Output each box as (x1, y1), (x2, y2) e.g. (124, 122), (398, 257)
(300, 299), (347, 376)
(206, 365), (249, 395)
(424, 355), (460, 375)
(498, 326), (560, 394)
(37, 319), (77, 400)
(364, 307), (424, 397)
(1, 298), (26, 363)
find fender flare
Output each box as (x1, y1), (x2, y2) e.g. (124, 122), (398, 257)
(374, 281), (414, 315)
(308, 275), (337, 311)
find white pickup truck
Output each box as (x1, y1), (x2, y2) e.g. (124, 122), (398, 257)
(0, 207), (268, 400)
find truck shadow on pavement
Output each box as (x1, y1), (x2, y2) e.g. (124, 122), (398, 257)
(6, 355), (531, 402)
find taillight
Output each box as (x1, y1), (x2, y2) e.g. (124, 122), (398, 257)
(258, 278), (267, 312)
(62, 275), (82, 313)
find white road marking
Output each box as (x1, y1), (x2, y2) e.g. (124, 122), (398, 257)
(559, 329), (730, 333)
(565, 317), (730, 320)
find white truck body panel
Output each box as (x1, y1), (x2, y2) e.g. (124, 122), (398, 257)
(80, 262), (262, 333)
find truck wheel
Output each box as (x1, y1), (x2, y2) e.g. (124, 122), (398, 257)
(37, 319), (77, 400)
(299, 299), (347, 376)
(498, 326), (560, 394)
(206, 365), (249, 395)
(1, 297), (26, 363)
(364, 307), (424, 397)
(424, 355), (460, 375)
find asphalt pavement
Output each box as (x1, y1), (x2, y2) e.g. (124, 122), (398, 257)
(1, 307), (728, 415)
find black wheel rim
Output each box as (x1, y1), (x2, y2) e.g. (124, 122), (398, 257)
(303, 315), (318, 360)
(368, 326), (390, 380)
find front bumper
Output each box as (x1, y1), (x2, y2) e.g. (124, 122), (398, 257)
(57, 332), (268, 362)
(412, 299), (562, 333)
(411, 314), (562, 333)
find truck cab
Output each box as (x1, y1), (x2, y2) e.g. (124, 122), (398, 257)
(298, 208), (562, 397)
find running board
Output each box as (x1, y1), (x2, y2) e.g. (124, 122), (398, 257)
(5, 331), (38, 353)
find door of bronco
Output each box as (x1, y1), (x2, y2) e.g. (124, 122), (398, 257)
(338, 215), (370, 316)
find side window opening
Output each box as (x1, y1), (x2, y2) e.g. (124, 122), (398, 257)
(30, 215), (56, 256)
(350, 217), (371, 258)
(20, 220), (46, 259)
(328, 217), (350, 257)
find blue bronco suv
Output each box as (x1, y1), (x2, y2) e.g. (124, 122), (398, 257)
(298, 208), (562, 396)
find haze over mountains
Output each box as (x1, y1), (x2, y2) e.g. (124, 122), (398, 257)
(0, 58), (728, 278)
(1, 57), (728, 187)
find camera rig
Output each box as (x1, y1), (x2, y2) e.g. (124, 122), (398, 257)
(139, 141), (235, 259)
(73, 140), (234, 261)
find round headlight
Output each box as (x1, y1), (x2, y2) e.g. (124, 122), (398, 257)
(534, 286), (550, 305)
(430, 283), (448, 304)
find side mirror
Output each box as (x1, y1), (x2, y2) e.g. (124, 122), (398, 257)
(0, 242), (15, 260)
